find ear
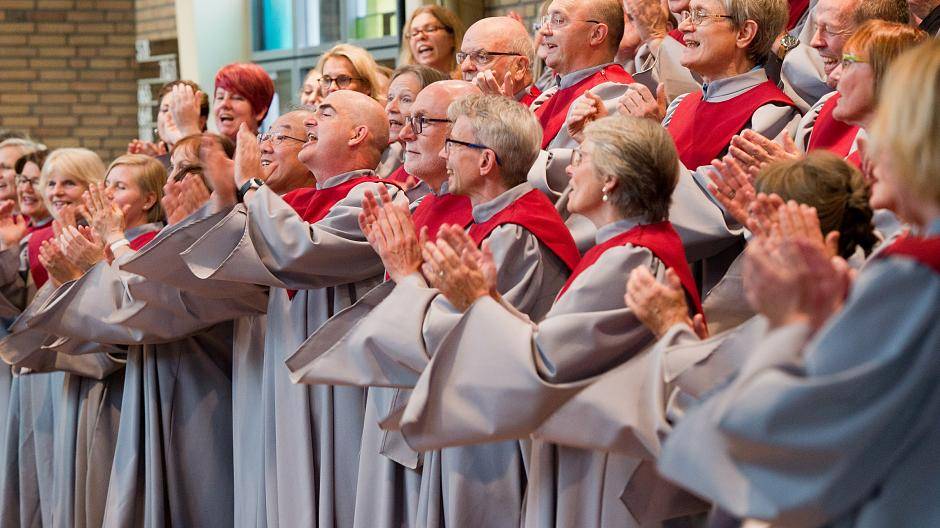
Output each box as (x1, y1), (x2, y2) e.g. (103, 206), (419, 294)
(254, 109), (267, 124)
(603, 175), (618, 194)
(512, 56), (531, 81)
(143, 192), (157, 212)
(348, 125), (370, 148)
(478, 149), (498, 177)
(736, 20), (758, 52)
(589, 22), (611, 48)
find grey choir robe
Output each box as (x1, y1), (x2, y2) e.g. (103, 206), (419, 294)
(393, 218), (696, 527)
(632, 36), (703, 103)
(179, 169), (402, 528)
(286, 182), (570, 528)
(781, 4), (830, 113)
(376, 141), (404, 179)
(122, 204), (294, 528)
(22, 241), (268, 528)
(657, 219), (940, 527)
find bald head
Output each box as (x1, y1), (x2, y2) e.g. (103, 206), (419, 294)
(464, 17), (535, 64)
(330, 90), (390, 153)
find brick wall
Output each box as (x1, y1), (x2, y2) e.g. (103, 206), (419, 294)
(0, 0), (138, 162)
(137, 0), (176, 41)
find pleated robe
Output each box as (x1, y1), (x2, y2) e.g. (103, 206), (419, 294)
(286, 182), (573, 528)
(658, 223), (940, 527)
(393, 219), (705, 527)
(23, 247), (268, 527)
(179, 170), (403, 527)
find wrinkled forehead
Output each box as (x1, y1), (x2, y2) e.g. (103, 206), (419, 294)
(411, 87), (453, 117)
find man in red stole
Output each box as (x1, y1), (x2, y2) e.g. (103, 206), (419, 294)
(534, 0), (636, 149)
(460, 17), (541, 107)
(285, 94), (580, 527)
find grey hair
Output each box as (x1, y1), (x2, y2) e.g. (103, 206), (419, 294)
(722, 0), (788, 65)
(583, 116), (679, 221)
(447, 94), (542, 187)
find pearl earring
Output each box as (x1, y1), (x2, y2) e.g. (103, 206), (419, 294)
(602, 190), (609, 202)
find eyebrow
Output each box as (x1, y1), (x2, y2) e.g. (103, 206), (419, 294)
(318, 104), (336, 113)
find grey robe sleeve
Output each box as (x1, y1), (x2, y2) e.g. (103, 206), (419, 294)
(657, 258), (940, 526)
(183, 182), (400, 290)
(26, 258), (267, 346)
(0, 246), (27, 315)
(781, 12), (830, 113)
(286, 224), (568, 388)
(395, 246), (663, 451)
(640, 37), (703, 102)
(546, 81), (632, 150)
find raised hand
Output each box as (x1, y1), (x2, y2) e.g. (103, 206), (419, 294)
(624, 0), (669, 42)
(422, 225), (496, 311)
(234, 123), (264, 189)
(566, 91), (606, 143)
(625, 266), (703, 339)
(708, 155), (756, 227)
(746, 192), (786, 239)
(199, 135), (238, 208)
(728, 129), (802, 173)
(617, 83), (666, 122)
(473, 69), (519, 99)
(80, 182), (126, 246)
(169, 83), (203, 139)
(0, 214), (28, 250)
(127, 139), (167, 157)
(366, 201), (426, 283)
(358, 185), (395, 239)
(38, 239), (84, 286)
(57, 224), (106, 271)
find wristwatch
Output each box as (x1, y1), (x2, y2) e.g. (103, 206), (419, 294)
(777, 34), (799, 59)
(237, 178), (264, 202)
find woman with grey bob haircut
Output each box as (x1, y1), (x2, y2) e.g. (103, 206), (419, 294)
(446, 93), (543, 186)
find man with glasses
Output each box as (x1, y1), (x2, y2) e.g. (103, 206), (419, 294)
(458, 17), (540, 105)
(255, 109), (315, 195)
(533, 0), (635, 149)
(288, 94), (580, 528)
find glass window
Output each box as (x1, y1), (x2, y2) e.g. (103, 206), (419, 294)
(256, 0), (294, 51)
(305, 0), (342, 47)
(351, 0), (398, 40)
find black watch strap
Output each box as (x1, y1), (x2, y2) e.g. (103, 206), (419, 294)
(237, 178), (264, 202)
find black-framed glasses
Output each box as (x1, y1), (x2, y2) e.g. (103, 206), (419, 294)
(257, 131), (306, 147)
(404, 25), (448, 39)
(537, 13), (601, 30)
(682, 9), (734, 26)
(405, 115), (451, 135)
(456, 50), (522, 66)
(14, 175), (41, 187)
(444, 137), (502, 165)
(319, 75), (363, 90)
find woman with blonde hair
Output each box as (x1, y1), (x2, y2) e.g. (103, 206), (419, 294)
(655, 40), (940, 527)
(399, 5), (464, 77)
(299, 68), (324, 107)
(316, 43), (384, 102)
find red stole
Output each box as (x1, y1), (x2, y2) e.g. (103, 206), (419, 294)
(26, 225), (55, 289)
(668, 29), (685, 43)
(281, 174), (396, 299)
(879, 235), (940, 274)
(467, 189), (581, 272)
(129, 230), (158, 251)
(411, 192), (473, 240)
(387, 165), (411, 185)
(806, 93), (860, 159)
(787, 0), (810, 30)
(519, 85), (542, 108)
(667, 80), (796, 170)
(557, 222), (704, 317)
(533, 64), (635, 148)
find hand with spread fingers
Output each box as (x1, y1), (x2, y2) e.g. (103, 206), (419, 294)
(422, 225), (497, 311)
(366, 200), (426, 283)
(708, 155), (756, 227)
(774, 200), (841, 257)
(38, 239), (84, 287)
(0, 213), (28, 250)
(358, 185), (396, 240)
(234, 123), (264, 190)
(745, 192), (785, 239)
(728, 129), (802, 173)
(199, 135), (238, 209)
(625, 266), (707, 339)
(169, 83), (203, 140)
(127, 139), (167, 157)
(80, 182), (126, 247)
(57, 224), (107, 272)
(617, 83), (666, 122)
(566, 91), (607, 144)
(473, 69), (518, 99)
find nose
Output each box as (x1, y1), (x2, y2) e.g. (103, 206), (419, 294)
(830, 63), (844, 84)
(678, 16), (694, 32)
(259, 138), (274, 154)
(399, 119), (416, 142)
(459, 54), (476, 73)
(386, 97), (400, 115)
(810, 26), (825, 49)
(303, 114), (317, 131)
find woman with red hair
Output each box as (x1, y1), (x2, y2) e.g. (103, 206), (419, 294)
(213, 62), (275, 142)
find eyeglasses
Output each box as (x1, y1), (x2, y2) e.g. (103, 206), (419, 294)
(456, 50), (522, 66)
(318, 75), (364, 90)
(15, 175), (41, 187)
(682, 9), (734, 27)
(404, 25), (448, 39)
(537, 13), (601, 31)
(257, 131), (306, 147)
(571, 149), (584, 167)
(405, 115), (451, 135)
(840, 52), (867, 69)
(444, 137), (502, 165)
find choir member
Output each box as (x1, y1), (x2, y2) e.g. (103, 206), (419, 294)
(459, 17), (540, 104)
(399, 6), (465, 77)
(379, 65), (448, 183)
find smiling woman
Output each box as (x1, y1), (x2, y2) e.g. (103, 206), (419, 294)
(38, 148), (105, 222)
(213, 63), (276, 143)
(399, 5), (465, 78)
